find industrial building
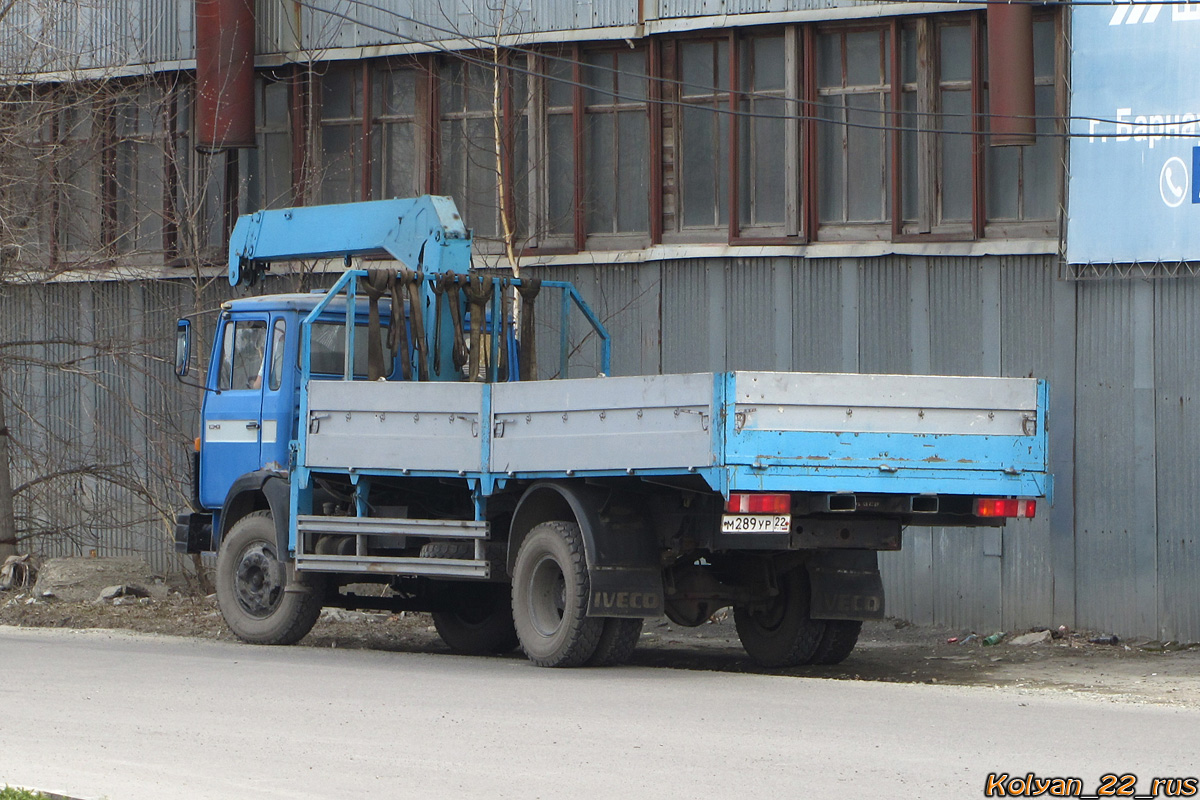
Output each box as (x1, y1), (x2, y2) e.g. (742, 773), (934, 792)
(1, 0), (1197, 642)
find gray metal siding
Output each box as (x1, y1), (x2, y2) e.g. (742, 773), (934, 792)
(0, 0), (194, 74)
(1152, 279), (1200, 642)
(858, 256), (910, 375)
(790, 258), (843, 373)
(998, 257), (1055, 630)
(1073, 280), (1157, 637)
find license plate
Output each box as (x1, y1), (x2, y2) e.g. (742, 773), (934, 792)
(721, 514), (791, 533)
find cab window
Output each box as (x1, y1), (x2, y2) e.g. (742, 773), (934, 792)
(307, 321), (388, 377)
(217, 319), (268, 391)
(268, 318), (287, 391)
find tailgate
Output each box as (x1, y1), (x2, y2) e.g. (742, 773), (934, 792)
(723, 371), (1049, 497)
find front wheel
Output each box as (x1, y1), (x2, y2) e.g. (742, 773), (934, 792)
(733, 567), (826, 668)
(511, 521), (603, 667)
(216, 511), (324, 645)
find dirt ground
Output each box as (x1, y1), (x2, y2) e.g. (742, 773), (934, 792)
(3, 562), (1199, 708)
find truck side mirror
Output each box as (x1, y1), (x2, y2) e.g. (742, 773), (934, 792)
(175, 319), (191, 378)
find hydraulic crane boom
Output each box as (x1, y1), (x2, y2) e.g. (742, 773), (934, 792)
(227, 196), (472, 287)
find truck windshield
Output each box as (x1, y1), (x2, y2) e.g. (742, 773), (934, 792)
(307, 321), (387, 377)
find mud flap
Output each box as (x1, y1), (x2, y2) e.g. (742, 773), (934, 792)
(807, 550), (886, 621)
(586, 567), (664, 618)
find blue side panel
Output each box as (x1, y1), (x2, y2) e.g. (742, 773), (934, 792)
(722, 466), (1048, 497)
(725, 431), (1044, 474)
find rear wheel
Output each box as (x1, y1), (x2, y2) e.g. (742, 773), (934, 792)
(586, 618), (643, 667)
(431, 582), (519, 655)
(733, 568), (826, 668)
(216, 511), (324, 645)
(809, 619), (862, 665)
(511, 521), (603, 667)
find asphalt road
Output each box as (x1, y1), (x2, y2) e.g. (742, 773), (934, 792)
(2, 626), (1197, 800)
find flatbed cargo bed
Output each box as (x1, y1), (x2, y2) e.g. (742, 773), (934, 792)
(302, 371), (1049, 500)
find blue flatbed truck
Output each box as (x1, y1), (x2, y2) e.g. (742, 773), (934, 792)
(175, 196), (1050, 668)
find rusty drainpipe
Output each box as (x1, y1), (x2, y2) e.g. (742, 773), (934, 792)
(986, 3), (1036, 146)
(195, 0), (256, 152)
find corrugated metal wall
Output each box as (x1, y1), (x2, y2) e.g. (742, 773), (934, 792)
(0, 0), (910, 74)
(6, 257), (1200, 640)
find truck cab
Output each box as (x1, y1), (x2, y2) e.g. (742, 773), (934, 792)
(183, 294), (387, 551)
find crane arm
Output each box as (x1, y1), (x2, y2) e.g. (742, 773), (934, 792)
(227, 196), (473, 286)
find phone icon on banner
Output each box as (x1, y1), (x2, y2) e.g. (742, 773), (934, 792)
(1160, 156), (1189, 208)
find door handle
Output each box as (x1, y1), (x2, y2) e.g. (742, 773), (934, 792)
(246, 422), (261, 430)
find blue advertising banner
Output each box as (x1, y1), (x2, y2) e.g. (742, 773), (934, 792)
(1067, 2), (1200, 264)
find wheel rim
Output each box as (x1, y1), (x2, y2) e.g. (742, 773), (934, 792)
(234, 542), (284, 619)
(527, 553), (567, 638)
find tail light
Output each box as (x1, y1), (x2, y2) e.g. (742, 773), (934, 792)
(974, 498), (1036, 519)
(726, 493), (791, 514)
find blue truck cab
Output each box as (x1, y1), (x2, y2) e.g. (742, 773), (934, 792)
(180, 293), (388, 554)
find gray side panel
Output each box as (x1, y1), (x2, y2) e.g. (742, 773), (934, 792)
(1073, 281), (1154, 638)
(490, 373), (715, 473)
(859, 256), (910, 375)
(791, 258), (843, 372)
(662, 259), (722, 374)
(929, 257), (985, 377)
(999, 257), (1055, 631)
(305, 381), (484, 472)
(726, 258), (780, 371)
(1153, 279), (1200, 642)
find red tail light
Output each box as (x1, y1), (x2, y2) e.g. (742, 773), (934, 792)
(726, 493), (791, 514)
(974, 498), (1036, 519)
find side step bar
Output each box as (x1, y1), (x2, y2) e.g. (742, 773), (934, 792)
(294, 515), (491, 579)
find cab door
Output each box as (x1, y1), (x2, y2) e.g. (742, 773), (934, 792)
(199, 315), (269, 509)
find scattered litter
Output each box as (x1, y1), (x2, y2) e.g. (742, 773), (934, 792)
(0, 554), (36, 591)
(1089, 634), (1120, 646)
(982, 632), (1005, 646)
(1010, 630), (1052, 647)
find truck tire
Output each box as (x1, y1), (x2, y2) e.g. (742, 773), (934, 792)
(431, 582), (520, 655)
(586, 618), (643, 667)
(511, 520), (603, 667)
(809, 620), (862, 665)
(216, 511), (324, 645)
(733, 568), (826, 668)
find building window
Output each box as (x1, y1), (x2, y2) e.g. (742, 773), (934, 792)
(54, 94), (103, 256)
(985, 14), (1058, 234)
(438, 59), (500, 240)
(899, 19), (975, 236)
(113, 83), (169, 253)
(737, 33), (789, 234)
(816, 27), (892, 237)
(674, 38), (731, 232)
(319, 64), (366, 204)
(582, 47), (650, 240)
(541, 51), (577, 242)
(174, 81), (229, 259)
(240, 74), (293, 212)
(371, 61), (423, 200)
